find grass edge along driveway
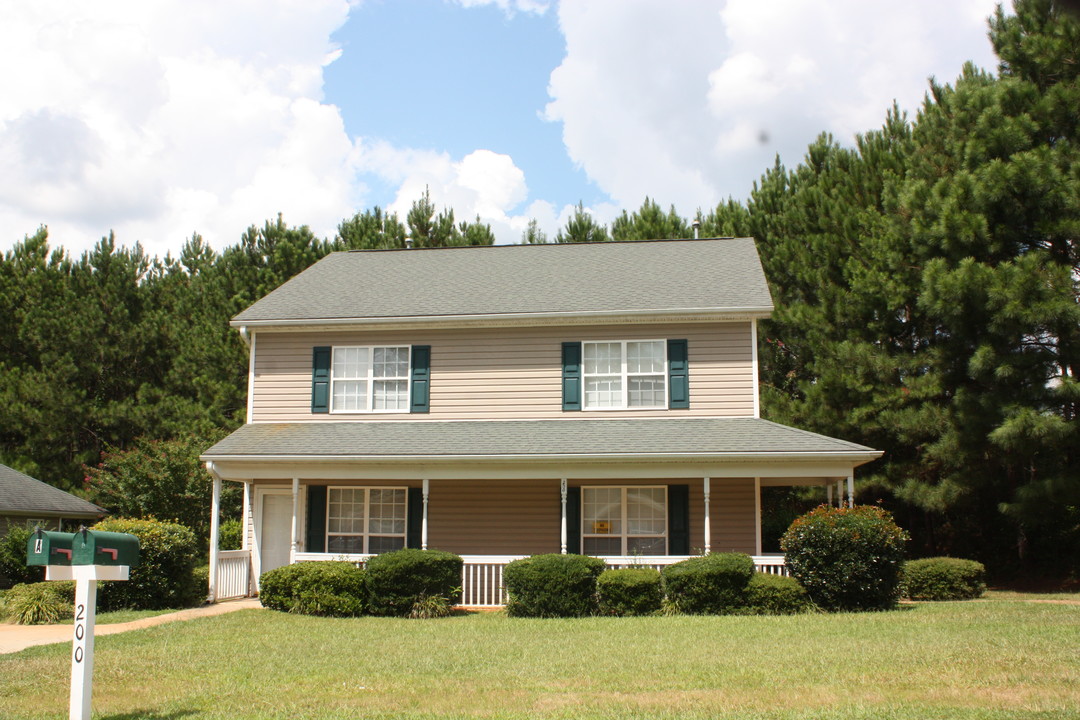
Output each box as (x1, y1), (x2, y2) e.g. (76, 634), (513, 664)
(1, 594), (1077, 720)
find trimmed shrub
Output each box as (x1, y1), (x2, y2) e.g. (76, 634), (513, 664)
(781, 505), (909, 612)
(743, 573), (813, 615)
(365, 549), (463, 617)
(0, 525), (44, 588)
(2, 581), (74, 624)
(597, 567), (663, 616)
(902, 557), (986, 601)
(504, 553), (606, 618)
(92, 518), (202, 611)
(219, 519), (243, 551)
(661, 553), (755, 614)
(259, 561), (366, 616)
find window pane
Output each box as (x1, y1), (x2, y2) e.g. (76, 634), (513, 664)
(369, 489), (406, 534)
(328, 488), (365, 534)
(583, 487), (622, 536)
(333, 347), (369, 380)
(627, 487), (666, 536)
(332, 380), (367, 411)
(627, 536), (666, 554)
(628, 377), (665, 407)
(373, 347), (409, 378)
(584, 342), (621, 375)
(373, 380), (408, 410)
(368, 536), (406, 554)
(583, 536), (622, 556)
(627, 341), (664, 374)
(585, 377), (621, 409)
(327, 535), (364, 553)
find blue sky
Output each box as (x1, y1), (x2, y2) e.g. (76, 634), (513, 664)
(0, 0), (1002, 257)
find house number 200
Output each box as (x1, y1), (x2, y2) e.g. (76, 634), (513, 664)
(73, 604), (86, 663)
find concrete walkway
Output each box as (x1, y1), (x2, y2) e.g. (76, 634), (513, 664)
(0, 598), (263, 655)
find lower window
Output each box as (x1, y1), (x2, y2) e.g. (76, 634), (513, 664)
(326, 487), (407, 554)
(582, 486), (667, 555)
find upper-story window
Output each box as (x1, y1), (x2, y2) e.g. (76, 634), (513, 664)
(332, 346), (410, 412)
(583, 340), (667, 410)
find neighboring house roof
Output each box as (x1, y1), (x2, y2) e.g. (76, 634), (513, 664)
(202, 418), (880, 464)
(0, 464), (106, 518)
(232, 238), (774, 326)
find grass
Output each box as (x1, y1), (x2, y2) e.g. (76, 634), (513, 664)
(60, 608), (177, 625)
(0, 596), (1077, 720)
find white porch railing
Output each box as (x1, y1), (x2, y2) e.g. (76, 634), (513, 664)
(215, 549), (252, 600)
(289, 552), (787, 608)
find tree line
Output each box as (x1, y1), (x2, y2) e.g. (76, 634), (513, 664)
(1, 0), (1075, 578)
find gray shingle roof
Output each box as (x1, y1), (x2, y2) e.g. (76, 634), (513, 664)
(0, 464), (106, 517)
(202, 418), (879, 460)
(232, 238), (773, 324)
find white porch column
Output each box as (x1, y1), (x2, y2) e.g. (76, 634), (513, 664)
(836, 480), (844, 507)
(421, 479), (430, 550)
(826, 482), (834, 506)
(207, 462), (222, 603)
(702, 478), (711, 554)
(290, 478), (300, 564)
(243, 481), (254, 596)
(560, 479), (568, 554)
(846, 474), (855, 508)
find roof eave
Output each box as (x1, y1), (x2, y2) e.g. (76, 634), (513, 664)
(201, 450), (883, 465)
(230, 306), (776, 331)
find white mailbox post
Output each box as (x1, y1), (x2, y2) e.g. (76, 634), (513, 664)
(28, 529), (140, 720)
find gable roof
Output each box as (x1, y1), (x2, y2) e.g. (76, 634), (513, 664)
(232, 237), (773, 327)
(0, 464), (106, 518)
(202, 418), (880, 464)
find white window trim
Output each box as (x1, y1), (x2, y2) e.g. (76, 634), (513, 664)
(329, 345), (411, 414)
(326, 486), (408, 554)
(581, 485), (668, 556)
(581, 339), (668, 411)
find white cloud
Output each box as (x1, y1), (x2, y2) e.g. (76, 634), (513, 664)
(546, 0), (1001, 214)
(0, 0), (354, 258)
(452, 0), (551, 15)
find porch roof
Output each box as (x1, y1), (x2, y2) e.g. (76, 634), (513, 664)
(201, 418), (881, 464)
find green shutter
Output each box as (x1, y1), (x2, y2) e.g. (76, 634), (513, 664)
(668, 484), (690, 555)
(566, 486), (581, 554)
(410, 345), (431, 413)
(311, 346), (331, 413)
(667, 339), (689, 409)
(306, 485), (327, 553)
(406, 488), (423, 549)
(562, 342), (582, 411)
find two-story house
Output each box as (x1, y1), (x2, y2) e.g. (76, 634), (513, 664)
(201, 238), (881, 604)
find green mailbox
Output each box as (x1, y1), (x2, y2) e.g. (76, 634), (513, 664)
(72, 529), (140, 567)
(26, 530), (76, 566)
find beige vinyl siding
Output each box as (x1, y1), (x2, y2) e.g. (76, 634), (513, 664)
(250, 323), (755, 422)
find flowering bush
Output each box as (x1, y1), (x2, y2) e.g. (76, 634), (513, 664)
(781, 505), (908, 611)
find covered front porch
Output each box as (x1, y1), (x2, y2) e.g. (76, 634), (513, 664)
(201, 418), (879, 606)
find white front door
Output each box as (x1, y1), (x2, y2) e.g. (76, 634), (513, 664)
(259, 491), (293, 575)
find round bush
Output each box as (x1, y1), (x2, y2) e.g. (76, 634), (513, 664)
(661, 553), (755, 614)
(365, 548), (463, 617)
(503, 553), (606, 618)
(0, 525), (44, 588)
(259, 561), (366, 616)
(781, 505), (909, 612)
(902, 557), (986, 601)
(743, 573), (813, 615)
(2, 581), (74, 624)
(92, 518), (201, 611)
(218, 519), (243, 551)
(597, 567), (662, 616)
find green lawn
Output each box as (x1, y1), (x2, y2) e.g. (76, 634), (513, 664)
(1, 596), (1077, 720)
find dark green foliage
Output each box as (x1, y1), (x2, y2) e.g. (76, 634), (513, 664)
(364, 548), (463, 617)
(259, 561), (366, 617)
(661, 553), (756, 614)
(84, 432), (241, 552)
(92, 518), (201, 611)
(0, 525), (43, 588)
(610, 198), (690, 241)
(743, 573), (813, 615)
(782, 505), (909, 611)
(503, 553), (606, 617)
(1, 581), (74, 624)
(555, 202), (610, 243)
(597, 567), (663, 616)
(902, 557), (987, 600)
(218, 519), (242, 551)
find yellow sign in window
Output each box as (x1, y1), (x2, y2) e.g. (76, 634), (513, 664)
(592, 521), (611, 534)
